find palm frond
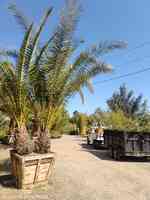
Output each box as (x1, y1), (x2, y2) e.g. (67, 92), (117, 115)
(90, 41), (127, 57)
(0, 1), (127, 134)
(0, 49), (18, 59)
(44, 0), (81, 73)
(8, 4), (30, 32)
(78, 89), (84, 104)
(16, 23), (33, 82)
(86, 79), (94, 94)
(30, 7), (53, 64)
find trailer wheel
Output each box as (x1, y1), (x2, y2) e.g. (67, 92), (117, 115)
(110, 147), (114, 158)
(113, 149), (121, 161)
(93, 140), (97, 149)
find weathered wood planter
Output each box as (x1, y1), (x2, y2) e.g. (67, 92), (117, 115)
(10, 150), (55, 189)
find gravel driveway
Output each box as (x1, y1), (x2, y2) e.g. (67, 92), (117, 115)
(0, 135), (150, 200)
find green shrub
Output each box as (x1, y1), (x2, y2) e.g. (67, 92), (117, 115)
(104, 111), (139, 131)
(0, 129), (8, 144)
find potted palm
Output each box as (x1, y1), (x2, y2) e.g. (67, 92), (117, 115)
(0, 0), (126, 189)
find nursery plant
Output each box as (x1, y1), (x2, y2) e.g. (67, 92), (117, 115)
(0, 0), (126, 189)
(1, 1), (126, 153)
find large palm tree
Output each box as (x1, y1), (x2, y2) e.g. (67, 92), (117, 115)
(107, 84), (147, 118)
(0, 1), (127, 153)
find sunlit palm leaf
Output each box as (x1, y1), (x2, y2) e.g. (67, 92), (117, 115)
(16, 23), (33, 82)
(8, 4), (30, 32)
(0, 49), (18, 59)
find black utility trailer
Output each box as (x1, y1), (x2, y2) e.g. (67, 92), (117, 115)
(104, 129), (150, 160)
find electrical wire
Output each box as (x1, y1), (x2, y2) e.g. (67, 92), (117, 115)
(94, 43), (150, 85)
(114, 55), (150, 70)
(107, 41), (150, 59)
(94, 67), (150, 85)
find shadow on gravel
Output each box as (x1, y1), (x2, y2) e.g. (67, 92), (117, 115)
(80, 143), (113, 161)
(80, 143), (150, 163)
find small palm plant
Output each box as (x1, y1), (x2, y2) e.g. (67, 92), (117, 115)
(0, 0), (127, 155)
(0, 7), (53, 154)
(0, 60), (33, 154)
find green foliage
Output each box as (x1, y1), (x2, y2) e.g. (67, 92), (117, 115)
(136, 114), (150, 132)
(0, 6), (53, 154)
(0, 112), (10, 143)
(89, 110), (150, 132)
(70, 111), (80, 134)
(104, 111), (138, 131)
(87, 108), (105, 127)
(0, 1), (126, 154)
(0, 130), (7, 140)
(51, 107), (71, 137)
(71, 111), (88, 136)
(78, 113), (87, 136)
(107, 84), (147, 118)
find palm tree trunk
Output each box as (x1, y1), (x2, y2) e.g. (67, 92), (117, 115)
(31, 118), (41, 137)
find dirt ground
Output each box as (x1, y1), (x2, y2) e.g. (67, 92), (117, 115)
(0, 135), (150, 200)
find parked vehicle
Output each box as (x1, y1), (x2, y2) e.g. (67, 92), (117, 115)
(104, 129), (150, 160)
(87, 125), (104, 149)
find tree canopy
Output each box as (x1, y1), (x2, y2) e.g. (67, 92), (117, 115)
(107, 84), (147, 118)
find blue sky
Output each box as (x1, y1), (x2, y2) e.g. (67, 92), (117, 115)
(0, 0), (150, 115)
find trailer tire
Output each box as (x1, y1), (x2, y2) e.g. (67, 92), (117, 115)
(93, 140), (97, 149)
(108, 147), (114, 158)
(114, 149), (121, 161)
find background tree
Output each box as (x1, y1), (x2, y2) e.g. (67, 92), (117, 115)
(107, 84), (147, 118)
(70, 111), (80, 134)
(103, 111), (139, 131)
(0, 112), (10, 140)
(136, 113), (150, 131)
(51, 106), (71, 138)
(78, 113), (88, 136)
(87, 108), (106, 128)
(71, 111), (88, 136)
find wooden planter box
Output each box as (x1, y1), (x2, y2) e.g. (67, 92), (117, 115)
(10, 150), (55, 189)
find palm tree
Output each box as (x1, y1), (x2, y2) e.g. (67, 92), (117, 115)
(0, 1), (127, 154)
(0, 7), (53, 154)
(107, 84), (147, 118)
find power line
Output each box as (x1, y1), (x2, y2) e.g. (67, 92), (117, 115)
(94, 67), (150, 85)
(107, 41), (150, 59)
(115, 55), (150, 70)
(126, 41), (150, 54)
